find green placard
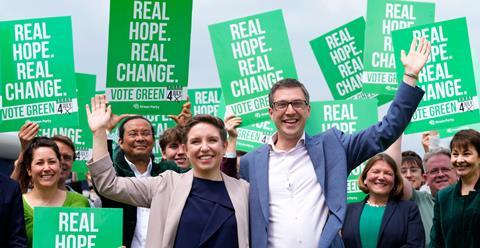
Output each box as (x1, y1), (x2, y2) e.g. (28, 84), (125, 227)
(209, 10), (297, 126)
(33, 207), (122, 248)
(309, 17), (393, 106)
(362, 0), (435, 95)
(0, 17), (78, 132)
(106, 0), (193, 115)
(236, 120), (276, 152)
(216, 95), (274, 152)
(188, 88), (221, 116)
(310, 17), (370, 100)
(392, 18), (480, 134)
(38, 73), (96, 181)
(438, 51), (480, 137)
(306, 99), (378, 202)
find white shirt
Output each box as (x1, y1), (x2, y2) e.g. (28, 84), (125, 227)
(267, 133), (329, 248)
(125, 156), (152, 248)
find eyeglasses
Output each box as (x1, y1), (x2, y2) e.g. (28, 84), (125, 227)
(272, 100), (308, 111)
(427, 167), (452, 175)
(127, 130), (153, 138)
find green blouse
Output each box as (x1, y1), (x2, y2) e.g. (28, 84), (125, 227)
(359, 203), (386, 248)
(23, 191), (90, 247)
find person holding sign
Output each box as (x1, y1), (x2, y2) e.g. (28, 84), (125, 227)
(86, 95), (249, 247)
(431, 129), (480, 247)
(239, 37), (430, 247)
(341, 153), (424, 247)
(16, 137), (89, 247)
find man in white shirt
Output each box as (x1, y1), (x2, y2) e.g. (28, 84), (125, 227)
(240, 38), (431, 247)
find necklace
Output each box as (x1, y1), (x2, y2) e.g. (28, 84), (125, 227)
(366, 200), (387, 207)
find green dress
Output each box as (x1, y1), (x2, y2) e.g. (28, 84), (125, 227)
(359, 203), (386, 248)
(23, 191), (90, 247)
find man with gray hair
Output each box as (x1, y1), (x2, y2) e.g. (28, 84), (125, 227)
(407, 147), (457, 247)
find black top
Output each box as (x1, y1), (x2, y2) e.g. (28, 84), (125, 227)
(174, 177), (238, 248)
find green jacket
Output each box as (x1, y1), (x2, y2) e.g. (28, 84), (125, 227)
(99, 146), (186, 247)
(430, 178), (480, 248)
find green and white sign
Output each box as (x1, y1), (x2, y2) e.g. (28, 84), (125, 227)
(438, 51), (480, 137)
(106, 0), (193, 115)
(33, 207), (122, 248)
(0, 17), (78, 132)
(309, 17), (393, 105)
(310, 17), (370, 100)
(216, 95), (274, 152)
(392, 18), (480, 134)
(38, 73), (97, 181)
(236, 120), (276, 152)
(306, 99), (378, 202)
(209, 10), (297, 126)
(188, 88), (221, 116)
(363, 0), (435, 95)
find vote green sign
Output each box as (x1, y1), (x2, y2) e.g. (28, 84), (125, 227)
(362, 0), (435, 95)
(188, 88), (221, 116)
(438, 51), (480, 137)
(306, 99), (378, 202)
(309, 17), (393, 106)
(0, 17), (78, 132)
(38, 73), (96, 181)
(33, 207), (122, 248)
(209, 10), (297, 126)
(215, 95), (273, 152)
(106, 0), (193, 115)
(236, 120), (276, 152)
(392, 18), (480, 134)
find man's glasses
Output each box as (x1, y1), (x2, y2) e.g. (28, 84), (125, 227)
(427, 167), (452, 175)
(272, 100), (308, 111)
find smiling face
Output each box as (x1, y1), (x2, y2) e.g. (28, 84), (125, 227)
(269, 87), (310, 144)
(451, 144), (480, 179)
(162, 141), (189, 169)
(28, 147), (61, 189)
(185, 122), (227, 174)
(400, 161), (424, 189)
(119, 118), (154, 160)
(364, 160), (395, 197)
(424, 153), (457, 195)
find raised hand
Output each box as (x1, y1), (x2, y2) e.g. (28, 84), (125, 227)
(401, 37), (431, 77)
(86, 94), (112, 133)
(421, 132), (430, 153)
(18, 122), (39, 149)
(168, 97), (192, 126)
(224, 115), (242, 139)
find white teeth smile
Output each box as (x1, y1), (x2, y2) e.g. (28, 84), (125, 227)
(199, 155), (213, 160)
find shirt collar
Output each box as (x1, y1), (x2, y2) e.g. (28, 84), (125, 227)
(124, 156), (153, 177)
(268, 132), (306, 153)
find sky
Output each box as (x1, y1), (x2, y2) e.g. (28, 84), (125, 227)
(0, 0), (479, 157)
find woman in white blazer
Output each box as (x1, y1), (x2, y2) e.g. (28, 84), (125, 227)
(86, 95), (249, 248)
